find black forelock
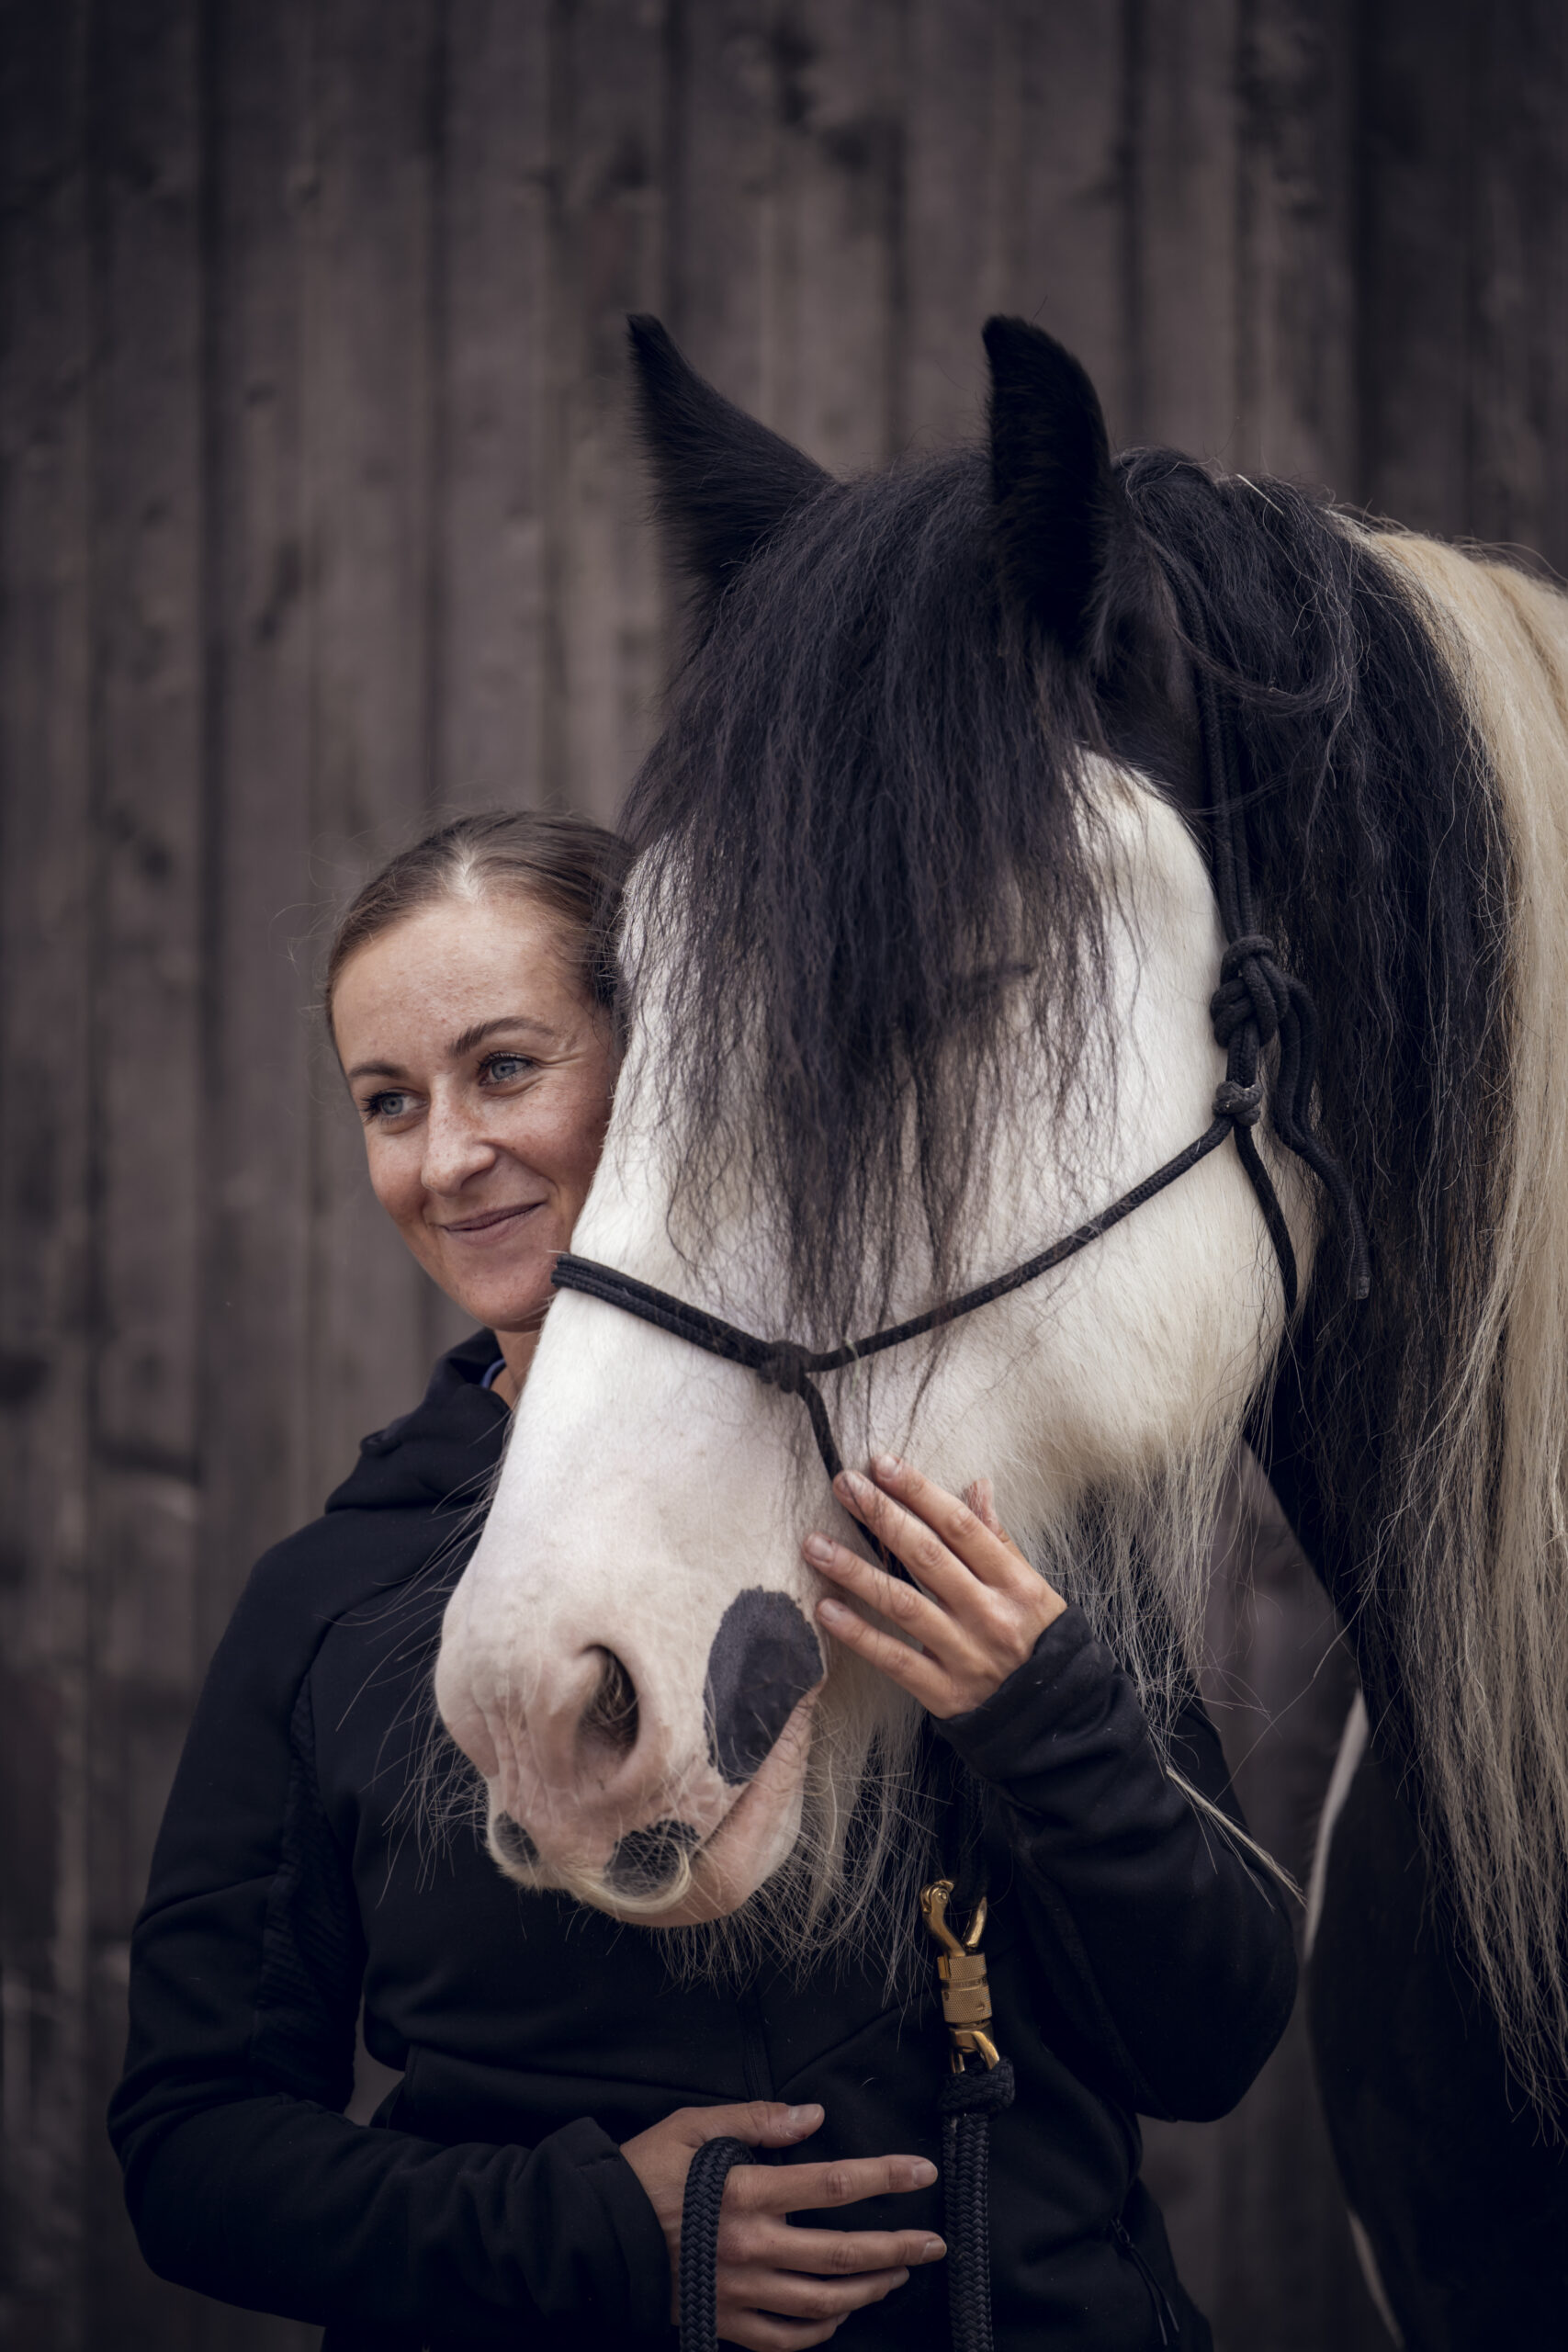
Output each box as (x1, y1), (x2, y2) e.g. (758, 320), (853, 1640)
(621, 445), (1111, 1342)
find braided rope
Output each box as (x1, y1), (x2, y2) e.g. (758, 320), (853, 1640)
(938, 2061), (1015, 2352)
(678, 2136), (752, 2352)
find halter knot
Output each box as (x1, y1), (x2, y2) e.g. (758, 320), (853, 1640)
(1213, 1075), (1265, 1127)
(756, 1340), (814, 1397)
(1211, 933), (1285, 1051)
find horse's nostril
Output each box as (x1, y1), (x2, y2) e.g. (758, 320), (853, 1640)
(605, 1817), (702, 1896)
(580, 1647), (639, 1759)
(491, 1812), (539, 1869)
(705, 1588), (824, 1786)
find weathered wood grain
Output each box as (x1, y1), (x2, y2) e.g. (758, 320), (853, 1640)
(1134, 0), (1244, 457)
(665, 0), (776, 417)
(1355, 0), (1473, 536)
(1466, 0), (1568, 571)
(302, 0), (445, 1502)
(201, 0), (317, 1642)
(436, 0), (554, 818)
(0, 7), (96, 2344)
(901, 0), (1006, 452)
(1235, 0), (1356, 488)
(1006, 0), (1131, 442)
(82, 4), (211, 2342)
(549, 0), (668, 823)
(762, 0), (905, 473)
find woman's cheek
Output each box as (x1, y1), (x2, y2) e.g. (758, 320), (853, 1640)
(367, 1135), (426, 1235)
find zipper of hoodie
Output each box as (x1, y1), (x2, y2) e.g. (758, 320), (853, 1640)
(737, 1984), (775, 2104)
(1110, 2216), (1180, 2346)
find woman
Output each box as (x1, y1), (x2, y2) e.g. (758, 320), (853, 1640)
(111, 809), (1294, 2351)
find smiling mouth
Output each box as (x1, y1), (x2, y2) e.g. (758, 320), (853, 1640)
(438, 1203), (544, 1236)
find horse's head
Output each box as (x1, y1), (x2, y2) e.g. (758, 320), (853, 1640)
(434, 316), (1307, 1936)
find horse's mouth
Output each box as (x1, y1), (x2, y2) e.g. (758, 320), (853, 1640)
(486, 1689), (818, 1925)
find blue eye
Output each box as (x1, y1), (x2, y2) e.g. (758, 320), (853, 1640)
(480, 1053), (533, 1084)
(364, 1091), (414, 1122)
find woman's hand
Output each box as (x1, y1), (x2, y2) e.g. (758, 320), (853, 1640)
(619, 2098), (943, 2349)
(804, 1457), (1066, 1718)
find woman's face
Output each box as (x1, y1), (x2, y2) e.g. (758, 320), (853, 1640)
(332, 891), (616, 1339)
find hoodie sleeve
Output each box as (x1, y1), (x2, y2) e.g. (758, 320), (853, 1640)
(107, 1538), (671, 2345)
(936, 1604), (1297, 2123)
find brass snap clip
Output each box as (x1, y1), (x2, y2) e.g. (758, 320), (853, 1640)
(921, 1879), (1000, 2072)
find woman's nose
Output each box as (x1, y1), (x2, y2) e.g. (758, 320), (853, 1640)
(420, 1098), (498, 1193)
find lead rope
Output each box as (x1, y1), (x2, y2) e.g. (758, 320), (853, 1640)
(678, 2136), (753, 2352)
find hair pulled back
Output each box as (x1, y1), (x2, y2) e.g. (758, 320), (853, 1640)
(326, 808), (632, 1026)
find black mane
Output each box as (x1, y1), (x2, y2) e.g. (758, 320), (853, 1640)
(1116, 455), (1508, 1756)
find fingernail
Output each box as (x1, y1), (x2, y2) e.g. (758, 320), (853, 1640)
(836, 1469), (871, 1503)
(785, 2104), (821, 2129)
(871, 1453), (903, 1478)
(920, 2238), (947, 2263)
(803, 1532), (834, 1564)
(818, 1596), (850, 1623)
(909, 2158), (938, 2187)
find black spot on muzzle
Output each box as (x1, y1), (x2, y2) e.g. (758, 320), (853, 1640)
(704, 1588), (824, 1787)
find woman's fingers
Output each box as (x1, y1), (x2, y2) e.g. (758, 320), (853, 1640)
(739, 2225), (945, 2277)
(807, 1457), (1068, 1714)
(728, 2152), (936, 2215)
(812, 1589), (953, 1706)
(831, 1468), (977, 1594)
(804, 1533), (942, 1637)
(691, 2098), (823, 2150)
(864, 1456), (1026, 1587)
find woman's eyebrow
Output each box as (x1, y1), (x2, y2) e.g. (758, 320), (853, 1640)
(447, 1013), (558, 1058)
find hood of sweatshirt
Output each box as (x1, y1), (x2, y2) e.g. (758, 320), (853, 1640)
(325, 1328), (510, 1516)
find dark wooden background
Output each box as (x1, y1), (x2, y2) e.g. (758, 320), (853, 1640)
(4, 2), (1565, 2345)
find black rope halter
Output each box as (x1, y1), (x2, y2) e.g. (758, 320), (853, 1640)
(556, 1103), (1289, 1495)
(553, 608), (1370, 2352)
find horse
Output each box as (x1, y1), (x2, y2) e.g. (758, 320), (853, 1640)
(434, 314), (1568, 2344)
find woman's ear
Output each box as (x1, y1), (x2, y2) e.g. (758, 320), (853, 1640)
(627, 316), (832, 596)
(983, 316), (1129, 660)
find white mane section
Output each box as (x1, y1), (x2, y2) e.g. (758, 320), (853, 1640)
(1357, 534), (1568, 2111)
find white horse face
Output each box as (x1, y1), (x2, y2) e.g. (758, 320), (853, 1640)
(434, 771), (1290, 1925)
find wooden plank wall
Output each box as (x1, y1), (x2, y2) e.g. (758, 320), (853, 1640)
(2, 3), (1564, 2345)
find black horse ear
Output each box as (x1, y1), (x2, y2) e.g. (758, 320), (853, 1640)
(627, 316), (831, 592)
(983, 317), (1126, 658)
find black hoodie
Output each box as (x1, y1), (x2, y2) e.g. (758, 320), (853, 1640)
(109, 1331), (1295, 2351)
